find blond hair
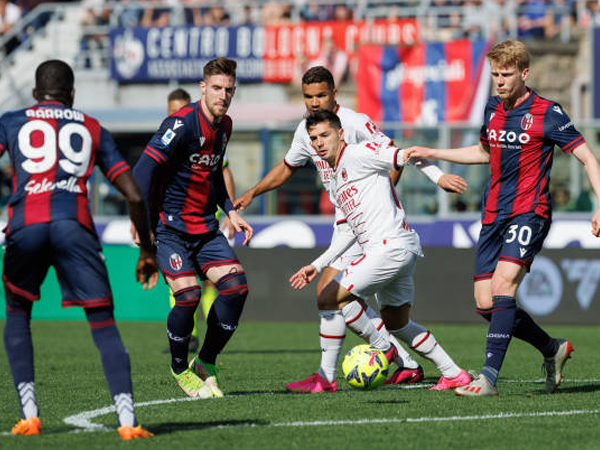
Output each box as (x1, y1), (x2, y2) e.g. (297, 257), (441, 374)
(487, 39), (530, 71)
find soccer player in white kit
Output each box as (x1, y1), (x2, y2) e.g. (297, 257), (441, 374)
(236, 67), (467, 392)
(290, 110), (470, 391)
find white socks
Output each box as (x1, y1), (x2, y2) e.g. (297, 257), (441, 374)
(341, 301), (390, 351)
(364, 307), (419, 370)
(17, 381), (38, 419)
(317, 310), (346, 383)
(390, 320), (461, 378)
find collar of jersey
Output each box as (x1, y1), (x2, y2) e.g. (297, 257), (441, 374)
(197, 102), (218, 131)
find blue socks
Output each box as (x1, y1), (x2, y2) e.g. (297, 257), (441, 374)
(167, 287), (201, 373)
(198, 272), (248, 364)
(477, 305), (558, 358)
(85, 307), (138, 426)
(4, 297), (37, 419)
(481, 296), (516, 386)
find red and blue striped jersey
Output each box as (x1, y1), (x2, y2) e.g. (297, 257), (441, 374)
(133, 101), (233, 235)
(479, 89), (585, 225)
(0, 101), (129, 234)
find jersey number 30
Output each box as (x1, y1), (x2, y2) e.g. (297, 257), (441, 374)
(18, 120), (92, 176)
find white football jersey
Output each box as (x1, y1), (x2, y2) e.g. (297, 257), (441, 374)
(330, 141), (423, 256)
(284, 105), (393, 223)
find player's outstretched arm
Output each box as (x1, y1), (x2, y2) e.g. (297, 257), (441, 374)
(573, 143), (600, 236)
(112, 170), (159, 290)
(404, 143), (490, 165)
(289, 265), (318, 290)
(437, 174), (468, 193)
(234, 162), (298, 210)
(403, 152), (469, 194)
(227, 209), (254, 246)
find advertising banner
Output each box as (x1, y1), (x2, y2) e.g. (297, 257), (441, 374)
(110, 25), (264, 82)
(109, 19), (419, 83)
(2, 247), (599, 324)
(357, 39), (491, 124)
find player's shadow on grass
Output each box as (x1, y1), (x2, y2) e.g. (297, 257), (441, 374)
(228, 389), (291, 396)
(539, 383), (600, 395)
(224, 349), (319, 355)
(148, 419), (267, 434)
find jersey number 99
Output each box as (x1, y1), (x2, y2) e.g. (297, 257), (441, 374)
(18, 120), (92, 176)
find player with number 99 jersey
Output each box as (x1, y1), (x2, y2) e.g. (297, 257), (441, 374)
(0, 101), (129, 235)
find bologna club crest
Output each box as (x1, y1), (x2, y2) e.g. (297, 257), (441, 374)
(169, 253), (183, 271)
(521, 113), (533, 131)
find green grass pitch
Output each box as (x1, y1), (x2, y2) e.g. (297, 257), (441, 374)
(1, 320), (600, 449)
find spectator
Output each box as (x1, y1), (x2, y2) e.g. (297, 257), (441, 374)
(517, 0), (549, 39)
(140, 0), (173, 28)
(333, 4), (352, 21)
(294, 35), (349, 88)
(461, 0), (486, 39)
(0, 0), (22, 54)
(115, 0), (143, 27)
(202, 6), (230, 25)
(16, 0), (53, 36)
(543, 0), (577, 40)
(262, 0), (292, 25)
(79, 0), (110, 68)
(580, 0), (600, 27)
(301, 0), (333, 21)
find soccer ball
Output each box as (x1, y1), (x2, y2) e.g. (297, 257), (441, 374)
(341, 344), (389, 390)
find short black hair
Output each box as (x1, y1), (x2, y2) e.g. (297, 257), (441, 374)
(168, 88), (191, 103)
(35, 60), (74, 93)
(305, 109), (341, 132)
(301, 66), (335, 90)
(34, 60), (74, 105)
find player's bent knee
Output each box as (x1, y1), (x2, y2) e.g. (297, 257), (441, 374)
(5, 294), (33, 315)
(173, 286), (201, 308)
(316, 293), (338, 310)
(210, 272), (249, 330)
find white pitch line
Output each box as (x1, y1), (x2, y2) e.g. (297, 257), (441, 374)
(60, 401), (600, 434)
(0, 377), (594, 437)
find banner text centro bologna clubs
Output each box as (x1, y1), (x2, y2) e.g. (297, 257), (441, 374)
(109, 19), (419, 83)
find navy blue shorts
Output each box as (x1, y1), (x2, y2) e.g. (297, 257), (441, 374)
(155, 225), (240, 282)
(3, 220), (113, 307)
(474, 213), (550, 282)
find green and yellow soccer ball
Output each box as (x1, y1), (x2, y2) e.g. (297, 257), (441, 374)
(342, 344), (389, 390)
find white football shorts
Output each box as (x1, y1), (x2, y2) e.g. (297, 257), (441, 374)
(334, 241), (418, 308)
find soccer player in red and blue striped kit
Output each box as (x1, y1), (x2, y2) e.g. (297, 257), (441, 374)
(1, 60), (158, 439)
(132, 57), (253, 399)
(405, 39), (600, 396)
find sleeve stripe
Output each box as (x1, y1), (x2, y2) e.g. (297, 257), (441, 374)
(107, 165), (130, 182)
(393, 148), (401, 171)
(562, 136), (585, 153)
(106, 160), (129, 179)
(144, 146), (168, 164)
(284, 158), (302, 169)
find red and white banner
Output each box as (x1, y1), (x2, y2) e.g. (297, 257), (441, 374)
(263, 19), (419, 83)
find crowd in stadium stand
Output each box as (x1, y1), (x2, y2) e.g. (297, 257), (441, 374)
(3, 1), (600, 59)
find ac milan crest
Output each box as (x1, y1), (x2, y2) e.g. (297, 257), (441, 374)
(520, 113), (533, 131)
(169, 253), (183, 271)
(341, 168), (348, 181)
